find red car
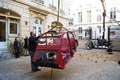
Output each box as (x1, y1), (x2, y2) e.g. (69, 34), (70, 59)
(32, 30), (78, 69)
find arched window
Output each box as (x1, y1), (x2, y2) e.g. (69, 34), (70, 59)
(34, 18), (43, 25)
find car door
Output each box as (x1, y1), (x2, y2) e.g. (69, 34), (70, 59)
(68, 32), (76, 56)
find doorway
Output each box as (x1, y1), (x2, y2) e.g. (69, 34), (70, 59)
(0, 21), (7, 48)
(0, 22), (6, 42)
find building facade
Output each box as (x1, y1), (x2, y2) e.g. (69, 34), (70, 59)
(67, 0), (74, 26)
(74, 0), (120, 40)
(0, 0), (68, 49)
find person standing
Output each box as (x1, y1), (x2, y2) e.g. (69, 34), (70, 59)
(86, 39), (93, 50)
(14, 37), (20, 58)
(97, 37), (101, 49)
(28, 32), (41, 72)
(24, 37), (29, 56)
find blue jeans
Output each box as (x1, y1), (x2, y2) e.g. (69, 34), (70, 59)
(97, 43), (100, 48)
(29, 51), (38, 71)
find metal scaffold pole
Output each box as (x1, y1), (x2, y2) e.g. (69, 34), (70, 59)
(47, 0), (68, 32)
(57, 0), (60, 23)
(100, 0), (106, 39)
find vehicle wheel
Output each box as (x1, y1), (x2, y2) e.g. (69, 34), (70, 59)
(118, 60), (120, 65)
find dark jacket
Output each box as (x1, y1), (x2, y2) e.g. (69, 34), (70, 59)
(14, 40), (20, 53)
(24, 38), (29, 49)
(14, 40), (20, 49)
(97, 38), (101, 43)
(28, 36), (40, 52)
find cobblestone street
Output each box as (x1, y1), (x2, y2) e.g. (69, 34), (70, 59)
(0, 40), (120, 80)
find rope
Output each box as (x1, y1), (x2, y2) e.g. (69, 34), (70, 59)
(47, 0), (68, 33)
(50, 68), (54, 80)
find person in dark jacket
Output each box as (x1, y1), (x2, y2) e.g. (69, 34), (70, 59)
(24, 37), (29, 56)
(86, 39), (94, 50)
(97, 36), (101, 48)
(28, 31), (41, 72)
(14, 37), (20, 58)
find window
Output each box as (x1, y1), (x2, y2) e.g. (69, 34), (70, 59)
(33, 26), (41, 36)
(0, 16), (6, 21)
(38, 27), (41, 35)
(35, 0), (44, 4)
(50, 0), (55, 6)
(10, 23), (17, 34)
(33, 26), (42, 36)
(96, 9), (101, 22)
(49, 0), (56, 10)
(78, 27), (82, 33)
(68, 8), (71, 15)
(78, 12), (82, 23)
(97, 26), (101, 33)
(34, 18), (43, 25)
(35, 19), (38, 24)
(33, 26), (36, 34)
(78, 36), (82, 40)
(10, 18), (18, 34)
(85, 29), (89, 37)
(60, 0), (65, 13)
(97, 15), (101, 22)
(68, 22), (73, 26)
(110, 10), (112, 19)
(110, 7), (116, 20)
(87, 10), (91, 22)
(61, 0), (64, 10)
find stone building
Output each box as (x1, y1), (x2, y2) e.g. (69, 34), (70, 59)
(74, 0), (120, 40)
(0, 0), (68, 58)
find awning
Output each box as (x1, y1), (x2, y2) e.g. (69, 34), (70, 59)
(0, 13), (20, 19)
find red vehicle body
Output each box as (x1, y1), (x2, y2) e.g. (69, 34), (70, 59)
(32, 30), (78, 69)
